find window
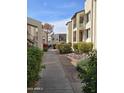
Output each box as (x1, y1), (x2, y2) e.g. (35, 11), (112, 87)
(86, 11), (91, 23)
(80, 16), (84, 24)
(30, 26), (34, 36)
(73, 31), (76, 42)
(30, 26), (38, 37)
(35, 28), (38, 32)
(79, 30), (83, 41)
(35, 32), (38, 40)
(73, 18), (76, 29)
(86, 29), (91, 39)
(86, 30), (88, 38)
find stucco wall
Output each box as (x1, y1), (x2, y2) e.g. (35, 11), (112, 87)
(85, 0), (92, 14)
(27, 17), (43, 49)
(85, 0), (97, 49)
(66, 22), (72, 43)
(42, 31), (48, 44)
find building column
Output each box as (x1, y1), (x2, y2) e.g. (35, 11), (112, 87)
(76, 30), (79, 43)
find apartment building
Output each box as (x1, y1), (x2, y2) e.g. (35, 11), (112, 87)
(71, 10), (85, 46)
(84, 0), (96, 49)
(42, 30), (48, 44)
(48, 32), (54, 45)
(27, 17), (43, 49)
(66, 0), (97, 49)
(66, 21), (72, 43)
(53, 33), (66, 44)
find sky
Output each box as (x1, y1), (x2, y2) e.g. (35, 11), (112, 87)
(27, 0), (85, 33)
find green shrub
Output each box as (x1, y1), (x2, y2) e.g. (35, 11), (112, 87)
(79, 42), (93, 53)
(43, 48), (48, 52)
(59, 41), (65, 44)
(73, 43), (79, 53)
(53, 44), (56, 49)
(68, 42), (72, 46)
(73, 42), (93, 54)
(78, 42), (86, 53)
(57, 43), (72, 54)
(55, 43), (61, 49)
(86, 42), (93, 52)
(77, 50), (97, 93)
(27, 46), (44, 87)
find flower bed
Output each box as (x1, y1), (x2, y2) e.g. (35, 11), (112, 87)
(64, 53), (88, 61)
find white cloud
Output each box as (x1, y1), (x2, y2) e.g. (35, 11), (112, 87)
(49, 18), (71, 34)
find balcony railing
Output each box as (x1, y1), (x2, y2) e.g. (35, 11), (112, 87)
(79, 23), (85, 28)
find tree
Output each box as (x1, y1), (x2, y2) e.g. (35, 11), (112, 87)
(43, 23), (54, 44)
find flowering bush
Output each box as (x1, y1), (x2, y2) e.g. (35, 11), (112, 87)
(77, 50), (97, 93)
(43, 44), (48, 52)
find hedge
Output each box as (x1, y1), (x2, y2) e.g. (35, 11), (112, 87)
(27, 46), (44, 87)
(56, 43), (72, 54)
(77, 50), (97, 93)
(73, 43), (79, 53)
(73, 42), (93, 54)
(55, 43), (61, 49)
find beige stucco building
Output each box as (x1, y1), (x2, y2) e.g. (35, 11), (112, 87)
(66, 21), (72, 43)
(84, 0), (97, 49)
(27, 17), (43, 49)
(42, 30), (48, 44)
(66, 0), (97, 49)
(71, 10), (86, 48)
(53, 33), (66, 44)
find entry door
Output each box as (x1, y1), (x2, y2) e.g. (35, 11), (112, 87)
(79, 30), (83, 41)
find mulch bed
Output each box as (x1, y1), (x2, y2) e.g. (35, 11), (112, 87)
(64, 53), (88, 61)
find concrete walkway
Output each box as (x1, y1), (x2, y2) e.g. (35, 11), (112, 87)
(33, 49), (82, 93)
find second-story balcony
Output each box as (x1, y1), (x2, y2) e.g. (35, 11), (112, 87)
(79, 23), (85, 28)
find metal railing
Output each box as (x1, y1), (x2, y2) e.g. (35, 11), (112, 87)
(79, 23), (85, 28)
